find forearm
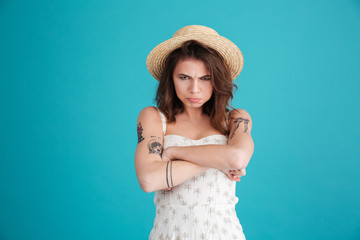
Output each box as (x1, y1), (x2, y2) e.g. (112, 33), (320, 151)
(143, 160), (209, 193)
(167, 144), (246, 171)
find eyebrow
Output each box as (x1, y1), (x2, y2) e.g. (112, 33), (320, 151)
(177, 73), (211, 78)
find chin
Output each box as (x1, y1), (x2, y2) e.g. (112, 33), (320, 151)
(186, 103), (204, 108)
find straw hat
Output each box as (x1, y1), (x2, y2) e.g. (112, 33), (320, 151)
(146, 25), (244, 81)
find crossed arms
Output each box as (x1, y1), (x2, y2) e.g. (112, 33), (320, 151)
(134, 106), (254, 193)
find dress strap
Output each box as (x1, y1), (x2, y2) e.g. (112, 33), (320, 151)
(155, 107), (167, 135)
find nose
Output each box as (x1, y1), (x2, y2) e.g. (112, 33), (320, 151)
(190, 79), (200, 93)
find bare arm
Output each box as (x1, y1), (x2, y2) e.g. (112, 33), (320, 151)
(227, 109), (254, 169)
(134, 106), (210, 193)
(163, 144), (239, 171)
(136, 157), (209, 192)
(163, 109), (254, 171)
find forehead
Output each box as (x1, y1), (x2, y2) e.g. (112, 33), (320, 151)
(173, 58), (209, 74)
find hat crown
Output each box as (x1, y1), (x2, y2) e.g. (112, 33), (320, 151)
(172, 25), (219, 38)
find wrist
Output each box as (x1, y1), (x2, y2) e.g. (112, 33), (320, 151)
(167, 146), (179, 160)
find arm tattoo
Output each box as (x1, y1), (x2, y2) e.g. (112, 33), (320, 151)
(151, 136), (162, 140)
(148, 137), (163, 157)
(137, 122), (144, 144)
(230, 117), (249, 139)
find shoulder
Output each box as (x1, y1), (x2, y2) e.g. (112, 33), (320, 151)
(136, 106), (164, 137)
(229, 108), (252, 120)
(137, 106), (164, 125)
(138, 106), (159, 119)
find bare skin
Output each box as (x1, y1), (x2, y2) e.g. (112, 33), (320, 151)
(134, 58), (254, 192)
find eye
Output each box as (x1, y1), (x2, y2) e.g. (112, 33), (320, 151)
(201, 77), (211, 81)
(179, 75), (189, 80)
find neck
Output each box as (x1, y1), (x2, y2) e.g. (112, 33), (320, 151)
(182, 106), (205, 121)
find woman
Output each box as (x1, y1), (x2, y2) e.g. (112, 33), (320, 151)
(135, 25), (254, 239)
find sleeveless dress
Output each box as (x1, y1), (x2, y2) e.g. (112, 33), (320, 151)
(149, 108), (246, 240)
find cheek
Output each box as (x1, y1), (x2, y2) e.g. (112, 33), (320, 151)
(204, 84), (214, 96)
(174, 83), (186, 97)
(173, 82), (179, 95)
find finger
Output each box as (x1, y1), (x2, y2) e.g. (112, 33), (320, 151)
(227, 173), (235, 181)
(229, 171), (237, 177)
(230, 171), (241, 177)
(230, 173), (240, 181)
(231, 175), (239, 181)
(233, 169), (246, 176)
(227, 171), (241, 181)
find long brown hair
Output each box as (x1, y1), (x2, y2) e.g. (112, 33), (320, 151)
(155, 40), (238, 136)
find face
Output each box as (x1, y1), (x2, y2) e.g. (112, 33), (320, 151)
(172, 58), (213, 109)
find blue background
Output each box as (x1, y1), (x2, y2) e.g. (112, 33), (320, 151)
(1, 0), (359, 239)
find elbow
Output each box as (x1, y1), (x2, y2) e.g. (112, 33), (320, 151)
(139, 181), (151, 193)
(140, 180), (153, 193)
(138, 174), (154, 193)
(141, 186), (153, 194)
(230, 148), (249, 170)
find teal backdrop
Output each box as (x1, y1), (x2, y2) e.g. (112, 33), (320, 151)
(1, 0), (359, 239)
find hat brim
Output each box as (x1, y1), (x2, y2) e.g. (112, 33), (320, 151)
(146, 34), (244, 81)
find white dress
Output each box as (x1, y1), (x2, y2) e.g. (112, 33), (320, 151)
(149, 108), (246, 240)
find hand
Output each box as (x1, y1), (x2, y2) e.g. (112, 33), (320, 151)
(230, 168), (246, 177)
(221, 168), (246, 182)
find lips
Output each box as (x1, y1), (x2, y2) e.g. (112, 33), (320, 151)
(187, 98), (201, 103)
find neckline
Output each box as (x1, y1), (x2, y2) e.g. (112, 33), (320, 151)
(164, 134), (228, 141)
